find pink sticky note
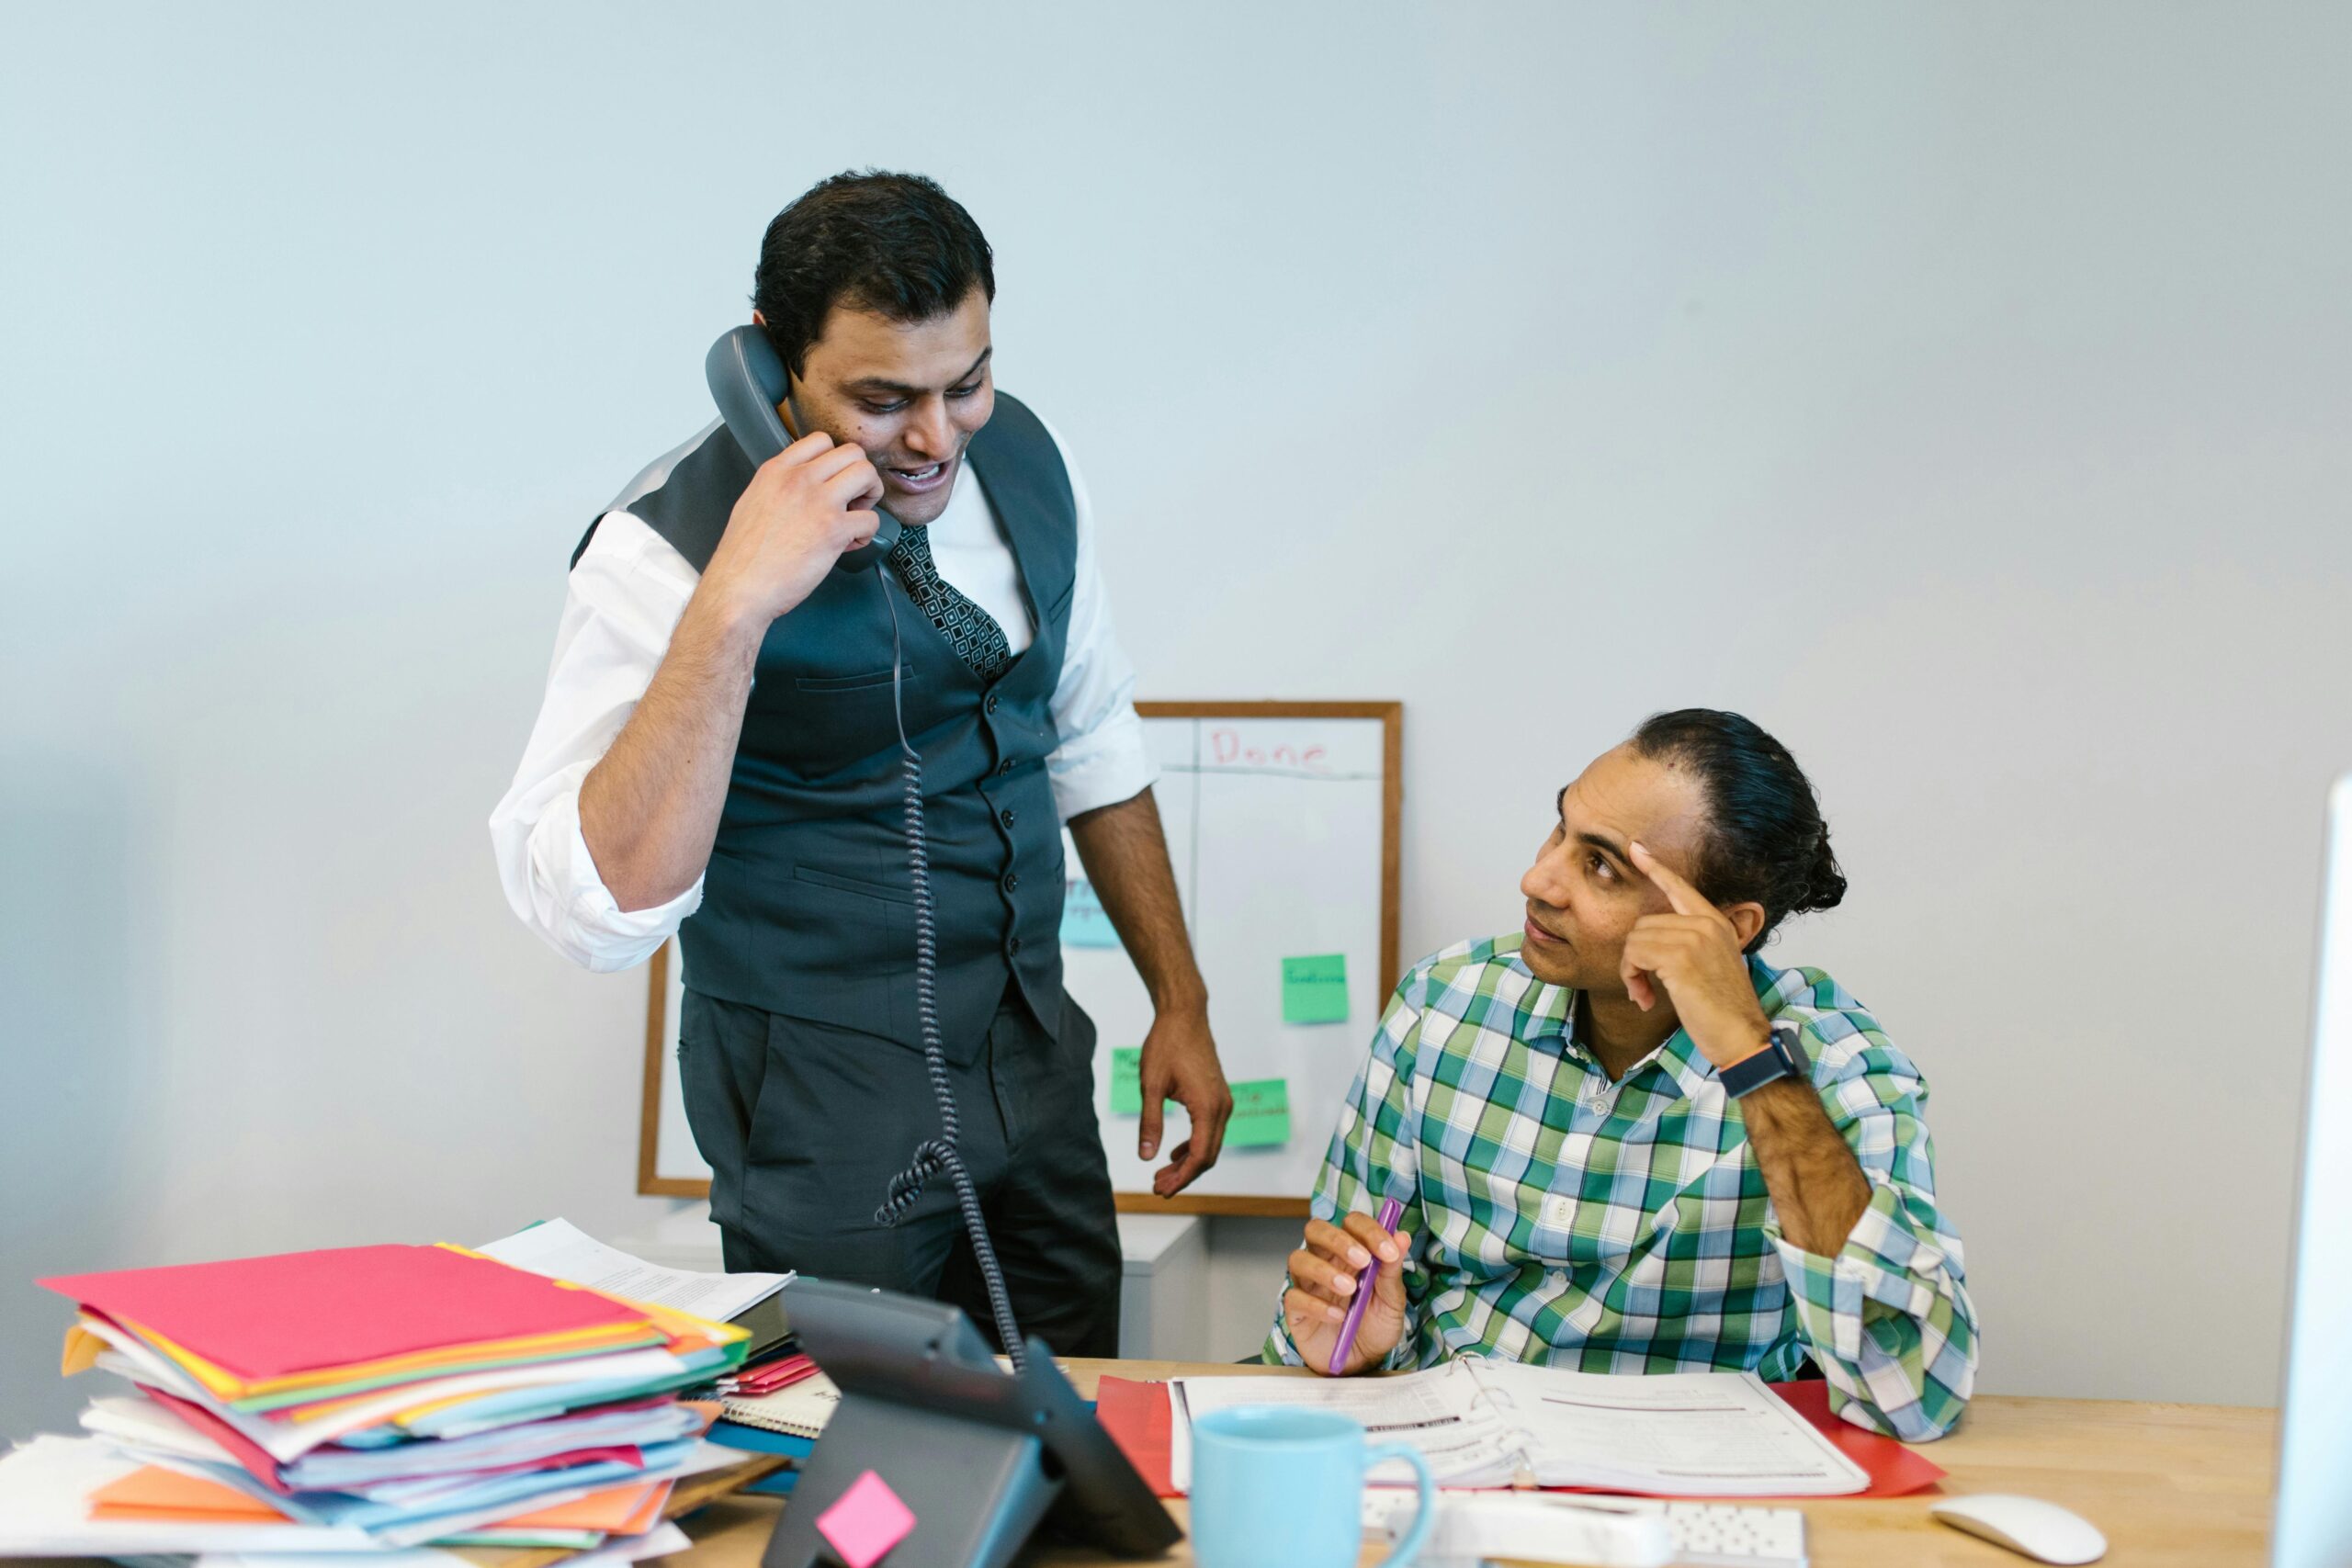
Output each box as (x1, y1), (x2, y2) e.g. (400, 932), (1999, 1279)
(815, 1470), (916, 1568)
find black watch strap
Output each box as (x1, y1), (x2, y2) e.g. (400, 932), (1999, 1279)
(1721, 1021), (1805, 1100)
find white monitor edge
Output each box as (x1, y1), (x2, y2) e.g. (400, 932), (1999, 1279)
(2271, 773), (2352, 1568)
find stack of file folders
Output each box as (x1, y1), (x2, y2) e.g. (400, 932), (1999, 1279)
(1, 1241), (754, 1555)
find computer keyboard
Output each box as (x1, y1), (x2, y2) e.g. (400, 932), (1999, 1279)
(1363, 1490), (1808, 1568)
(1657, 1500), (1808, 1567)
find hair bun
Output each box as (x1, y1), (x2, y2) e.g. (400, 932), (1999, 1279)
(1803, 830), (1848, 913)
(1627, 708), (1845, 945)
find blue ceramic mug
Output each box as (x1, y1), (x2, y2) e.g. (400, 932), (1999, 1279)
(1189, 1405), (1435, 1568)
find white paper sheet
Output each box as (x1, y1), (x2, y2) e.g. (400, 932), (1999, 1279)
(0, 1436), (377, 1553)
(169, 1518), (692, 1568)
(1169, 1366), (1523, 1488)
(1470, 1362), (1869, 1495)
(79, 1394), (240, 1465)
(1362, 1491), (1677, 1568)
(476, 1219), (789, 1323)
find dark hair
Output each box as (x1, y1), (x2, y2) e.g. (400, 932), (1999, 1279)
(1627, 708), (1847, 953)
(752, 170), (995, 379)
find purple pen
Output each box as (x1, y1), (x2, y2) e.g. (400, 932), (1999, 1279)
(1328, 1195), (1406, 1375)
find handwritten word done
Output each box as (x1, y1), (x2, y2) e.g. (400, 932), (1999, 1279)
(1208, 728), (1331, 773)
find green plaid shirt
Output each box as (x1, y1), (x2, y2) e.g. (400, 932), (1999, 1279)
(1262, 933), (1978, 1441)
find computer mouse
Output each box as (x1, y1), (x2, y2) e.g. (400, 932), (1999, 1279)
(1929, 1494), (2107, 1563)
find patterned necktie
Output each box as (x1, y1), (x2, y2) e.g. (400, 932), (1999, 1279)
(888, 523), (1014, 682)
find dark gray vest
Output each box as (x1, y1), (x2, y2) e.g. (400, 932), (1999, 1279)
(573, 394), (1077, 1061)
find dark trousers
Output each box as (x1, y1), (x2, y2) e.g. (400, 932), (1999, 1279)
(676, 984), (1122, 1358)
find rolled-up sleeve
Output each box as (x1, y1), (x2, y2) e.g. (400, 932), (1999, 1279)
(1765, 1025), (1980, 1441)
(489, 513), (705, 971)
(1035, 418), (1158, 821)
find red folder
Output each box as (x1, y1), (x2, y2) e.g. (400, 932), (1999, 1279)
(1096, 1378), (1176, 1495)
(1094, 1375), (1945, 1502)
(40, 1246), (649, 1381)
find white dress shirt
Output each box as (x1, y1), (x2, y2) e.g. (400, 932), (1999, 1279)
(490, 413), (1157, 973)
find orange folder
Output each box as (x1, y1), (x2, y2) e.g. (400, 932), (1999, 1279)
(88, 1464), (674, 1533)
(88, 1467), (291, 1523)
(503, 1478), (672, 1531)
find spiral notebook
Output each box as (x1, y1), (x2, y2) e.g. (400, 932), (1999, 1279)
(1169, 1362), (1871, 1496)
(718, 1371), (840, 1438)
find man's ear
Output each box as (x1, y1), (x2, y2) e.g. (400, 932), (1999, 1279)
(1724, 901), (1768, 952)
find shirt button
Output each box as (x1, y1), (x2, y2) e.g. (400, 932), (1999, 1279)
(1000, 808), (1016, 829)
(1003, 873), (1020, 893)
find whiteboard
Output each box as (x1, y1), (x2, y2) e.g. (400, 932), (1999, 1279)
(638, 702), (1402, 1216)
(1070, 704), (1400, 1212)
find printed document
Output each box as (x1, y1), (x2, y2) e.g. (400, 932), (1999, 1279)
(477, 1219), (789, 1324)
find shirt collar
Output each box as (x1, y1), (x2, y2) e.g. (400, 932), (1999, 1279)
(1535, 953), (1786, 1103)
(1520, 970), (1576, 1043)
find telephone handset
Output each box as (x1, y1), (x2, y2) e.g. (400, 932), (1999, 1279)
(704, 325), (902, 572)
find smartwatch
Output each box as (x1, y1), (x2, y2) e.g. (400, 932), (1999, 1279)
(1720, 1021), (1806, 1100)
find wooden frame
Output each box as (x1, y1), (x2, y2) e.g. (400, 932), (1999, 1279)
(635, 941), (707, 1198)
(638, 699), (1405, 1221)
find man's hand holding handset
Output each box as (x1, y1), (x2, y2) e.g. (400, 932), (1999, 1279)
(699, 426), (886, 630)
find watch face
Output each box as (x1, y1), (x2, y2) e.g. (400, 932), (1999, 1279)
(1725, 1027), (1802, 1099)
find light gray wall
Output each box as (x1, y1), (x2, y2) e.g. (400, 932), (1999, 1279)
(5, 3), (2348, 1437)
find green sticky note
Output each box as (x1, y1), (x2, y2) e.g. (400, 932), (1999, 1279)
(1109, 1047), (1179, 1117)
(1110, 1048), (1142, 1114)
(1225, 1077), (1291, 1148)
(1282, 953), (1351, 1024)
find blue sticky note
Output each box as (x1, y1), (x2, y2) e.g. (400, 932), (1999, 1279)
(1061, 877), (1122, 950)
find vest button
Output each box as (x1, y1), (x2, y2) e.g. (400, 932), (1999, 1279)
(998, 760), (1013, 777)
(1000, 808), (1016, 829)
(1003, 873), (1021, 893)
(985, 692), (1001, 715)
(1007, 935), (1023, 955)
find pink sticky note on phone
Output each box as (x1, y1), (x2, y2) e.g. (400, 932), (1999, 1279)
(815, 1470), (916, 1568)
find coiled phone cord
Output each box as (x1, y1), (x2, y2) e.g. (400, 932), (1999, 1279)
(866, 561), (1028, 1371)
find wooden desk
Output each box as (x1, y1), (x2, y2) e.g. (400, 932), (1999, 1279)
(666, 1359), (2278, 1568)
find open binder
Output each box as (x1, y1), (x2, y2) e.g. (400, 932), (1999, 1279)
(1159, 1361), (1930, 1498)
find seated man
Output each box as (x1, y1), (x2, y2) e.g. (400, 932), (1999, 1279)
(1264, 709), (1977, 1441)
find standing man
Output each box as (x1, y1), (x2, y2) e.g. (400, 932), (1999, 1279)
(492, 171), (1230, 1354)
